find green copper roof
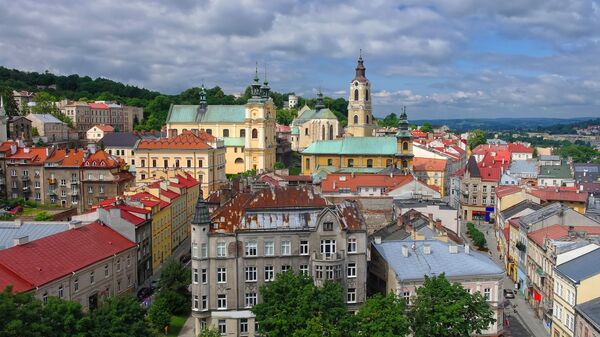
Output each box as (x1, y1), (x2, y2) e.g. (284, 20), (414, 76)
(167, 104), (246, 124)
(223, 137), (245, 147)
(337, 167), (383, 173)
(291, 127), (299, 135)
(302, 137), (397, 155)
(538, 164), (573, 179)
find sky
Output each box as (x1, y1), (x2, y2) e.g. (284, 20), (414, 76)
(0, 0), (599, 119)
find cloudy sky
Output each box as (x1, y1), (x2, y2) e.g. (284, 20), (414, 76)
(1, 0), (599, 119)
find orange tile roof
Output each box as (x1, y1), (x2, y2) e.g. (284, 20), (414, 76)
(6, 147), (49, 164)
(93, 124), (114, 132)
(413, 157), (447, 172)
(495, 186), (522, 198)
(528, 224), (600, 247)
(45, 148), (86, 167)
(82, 150), (119, 168)
(528, 187), (588, 203)
(321, 173), (414, 193)
(508, 143), (534, 154)
(137, 130), (214, 150)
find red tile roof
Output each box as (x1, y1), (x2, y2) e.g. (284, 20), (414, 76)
(246, 187), (328, 209)
(160, 189), (180, 200)
(411, 129), (428, 138)
(508, 143), (534, 154)
(528, 187), (588, 203)
(82, 150), (119, 168)
(528, 224), (600, 247)
(413, 157), (447, 172)
(137, 130), (214, 150)
(495, 186), (522, 198)
(93, 124), (114, 132)
(472, 144), (508, 155)
(88, 103), (109, 109)
(321, 173), (414, 193)
(6, 147), (49, 164)
(212, 192), (253, 232)
(119, 210), (146, 226)
(277, 124), (291, 133)
(45, 148), (86, 167)
(0, 222), (135, 292)
(176, 173), (199, 187)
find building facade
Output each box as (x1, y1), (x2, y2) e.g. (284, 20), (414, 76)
(290, 92), (340, 151)
(25, 114), (77, 142)
(190, 187), (368, 336)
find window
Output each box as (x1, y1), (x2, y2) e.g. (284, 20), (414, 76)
(74, 278), (79, 292)
(403, 142), (408, 151)
(300, 240), (309, 255)
(217, 267), (227, 283)
(264, 240), (274, 256)
(305, 128), (309, 136)
(201, 268), (207, 284)
(347, 237), (357, 253)
(327, 158), (333, 166)
(566, 312), (574, 331)
(217, 242), (227, 257)
(305, 158), (310, 170)
(316, 265), (323, 279)
(483, 288), (491, 301)
(193, 295), (199, 310)
(403, 291), (411, 304)
(218, 319), (226, 334)
(281, 265), (291, 272)
(323, 222), (333, 231)
(245, 266), (257, 282)
(281, 240), (291, 255)
(104, 265), (109, 277)
(300, 264), (309, 275)
(240, 318), (248, 334)
(217, 294), (227, 310)
(223, 129), (229, 137)
(193, 268), (199, 283)
(60, 179), (66, 186)
(347, 159), (354, 167)
(201, 243), (208, 258)
(152, 159), (156, 167)
(43, 292), (48, 304)
(58, 285), (64, 298)
(252, 128), (258, 138)
(353, 114), (358, 124)
(264, 266), (274, 281)
(187, 159), (191, 168)
(245, 240), (257, 256)
(141, 159), (145, 167)
(90, 271), (94, 284)
(175, 159), (180, 168)
(201, 295), (207, 310)
(245, 292), (257, 308)
(163, 159), (168, 167)
(347, 288), (356, 303)
(347, 263), (356, 278)
(206, 129), (212, 135)
(320, 239), (336, 256)
(366, 159), (373, 168)
(240, 129), (246, 137)
(354, 89), (359, 101)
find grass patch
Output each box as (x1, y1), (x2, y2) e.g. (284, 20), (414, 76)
(166, 315), (188, 337)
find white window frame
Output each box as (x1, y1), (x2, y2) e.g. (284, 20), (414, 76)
(300, 240), (309, 255)
(347, 237), (357, 253)
(281, 240), (291, 256)
(245, 266), (257, 282)
(347, 263), (356, 278)
(264, 240), (274, 256)
(217, 267), (227, 283)
(245, 240), (257, 256)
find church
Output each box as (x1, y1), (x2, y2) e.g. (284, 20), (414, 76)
(301, 55), (414, 175)
(165, 71), (276, 174)
(290, 90), (340, 151)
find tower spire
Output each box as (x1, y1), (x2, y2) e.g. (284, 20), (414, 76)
(260, 64), (271, 99)
(315, 88), (325, 111)
(251, 62), (262, 99)
(353, 50), (367, 83)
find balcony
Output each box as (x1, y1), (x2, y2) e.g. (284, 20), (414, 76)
(47, 190), (57, 196)
(313, 251), (345, 262)
(70, 180), (79, 185)
(70, 190), (79, 196)
(21, 176), (30, 182)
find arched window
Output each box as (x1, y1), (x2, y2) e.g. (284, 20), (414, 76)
(329, 125), (334, 140)
(354, 89), (359, 101)
(403, 141), (408, 151)
(321, 125), (325, 140)
(366, 90), (369, 101)
(252, 129), (258, 139)
(223, 129), (229, 137)
(366, 115), (370, 124)
(234, 158), (244, 164)
(353, 115), (359, 124)
(402, 160), (408, 168)
(305, 128), (309, 136)
(348, 159), (354, 167)
(240, 129), (246, 137)
(366, 159), (373, 168)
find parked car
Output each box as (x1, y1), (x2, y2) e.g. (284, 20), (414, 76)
(503, 289), (515, 299)
(8, 205), (22, 215)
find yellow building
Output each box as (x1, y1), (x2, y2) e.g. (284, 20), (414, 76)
(301, 110), (413, 175)
(413, 157), (447, 196)
(134, 130), (226, 198)
(552, 249), (600, 337)
(290, 92), (340, 151)
(165, 75), (276, 174)
(346, 54), (377, 137)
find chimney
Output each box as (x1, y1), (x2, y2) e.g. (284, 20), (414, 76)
(449, 244), (458, 254)
(401, 245), (409, 257)
(13, 219), (23, 227)
(14, 235), (29, 246)
(69, 220), (83, 230)
(464, 244), (470, 254)
(374, 236), (382, 245)
(24, 147), (30, 153)
(435, 219), (442, 229)
(423, 244), (431, 255)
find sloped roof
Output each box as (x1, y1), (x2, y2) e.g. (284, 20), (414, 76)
(45, 148), (86, 167)
(508, 143), (534, 153)
(0, 221), (70, 250)
(91, 124), (114, 132)
(82, 150), (120, 168)
(575, 297), (600, 331)
(6, 147), (49, 164)
(529, 187), (588, 203)
(89, 103), (109, 109)
(539, 164), (572, 179)
(25, 114), (64, 124)
(528, 224), (600, 247)
(100, 132), (140, 147)
(509, 160), (538, 175)
(495, 185), (523, 198)
(0, 222), (135, 292)
(555, 249), (600, 283)
(137, 130), (214, 150)
(500, 199), (542, 220)
(413, 157), (447, 172)
(223, 137), (245, 147)
(292, 107), (337, 126)
(321, 173), (414, 193)
(302, 137), (398, 155)
(166, 105), (246, 123)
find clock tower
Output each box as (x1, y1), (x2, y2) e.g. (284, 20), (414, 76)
(346, 53), (376, 137)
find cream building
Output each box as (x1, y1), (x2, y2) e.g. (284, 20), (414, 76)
(134, 131), (226, 198)
(290, 91), (340, 151)
(165, 75), (276, 175)
(345, 54), (376, 137)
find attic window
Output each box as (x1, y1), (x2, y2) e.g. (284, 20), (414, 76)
(100, 161), (106, 166)
(92, 161), (97, 166)
(85, 162), (90, 166)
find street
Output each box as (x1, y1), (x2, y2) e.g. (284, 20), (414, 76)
(467, 221), (550, 337)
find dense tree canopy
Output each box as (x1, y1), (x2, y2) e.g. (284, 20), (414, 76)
(378, 113), (399, 127)
(350, 293), (409, 337)
(468, 129), (487, 150)
(554, 144), (600, 163)
(420, 122), (433, 133)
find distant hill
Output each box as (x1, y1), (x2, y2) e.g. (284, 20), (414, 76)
(412, 117), (598, 132)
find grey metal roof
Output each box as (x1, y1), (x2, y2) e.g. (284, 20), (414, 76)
(372, 223), (410, 241)
(0, 221), (70, 250)
(500, 200), (543, 220)
(100, 132), (140, 147)
(575, 297), (600, 331)
(191, 196), (211, 226)
(555, 249), (600, 283)
(373, 240), (504, 281)
(539, 155), (561, 161)
(573, 163), (600, 184)
(509, 160), (538, 175)
(518, 202), (564, 228)
(25, 114), (64, 124)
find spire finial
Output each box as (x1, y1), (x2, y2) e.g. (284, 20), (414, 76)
(359, 48), (362, 59)
(264, 63), (268, 84)
(254, 62), (259, 82)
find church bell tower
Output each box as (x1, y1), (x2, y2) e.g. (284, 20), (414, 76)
(346, 52), (375, 137)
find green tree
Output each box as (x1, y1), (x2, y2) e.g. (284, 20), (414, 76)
(30, 92), (59, 114)
(88, 295), (152, 337)
(468, 129), (487, 150)
(0, 87), (20, 116)
(420, 122), (433, 133)
(350, 293), (409, 337)
(155, 261), (191, 315)
(274, 161), (285, 170)
(292, 313), (342, 337)
(197, 327), (222, 337)
(378, 113), (399, 127)
(147, 296), (171, 334)
(251, 271), (348, 337)
(410, 274), (495, 337)
(34, 211), (53, 221)
(555, 144), (599, 163)
(32, 127), (39, 136)
(276, 108), (298, 125)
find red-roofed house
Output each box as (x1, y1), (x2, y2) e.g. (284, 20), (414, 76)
(0, 222), (136, 310)
(134, 130), (226, 198)
(413, 157), (448, 195)
(320, 173), (441, 200)
(86, 124), (114, 142)
(528, 186), (588, 213)
(508, 143), (534, 160)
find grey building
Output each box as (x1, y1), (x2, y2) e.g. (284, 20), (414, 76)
(574, 297), (600, 337)
(190, 186), (368, 336)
